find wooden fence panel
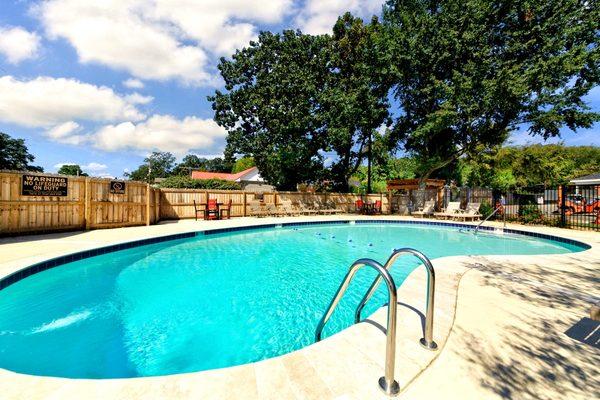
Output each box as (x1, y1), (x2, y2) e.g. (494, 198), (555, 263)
(0, 171), (86, 234)
(88, 179), (148, 228)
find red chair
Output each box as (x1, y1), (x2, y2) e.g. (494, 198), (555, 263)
(204, 199), (220, 220)
(220, 199), (232, 220)
(355, 199), (365, 214)
(372, 200), (382, 214)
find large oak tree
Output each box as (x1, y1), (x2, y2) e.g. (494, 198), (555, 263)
(382, 0), (599, 180)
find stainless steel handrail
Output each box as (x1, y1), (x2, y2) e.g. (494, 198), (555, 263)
(474, 204), (506, 233)
(314, 258), (400, 396)
(354, 248), (438, 350)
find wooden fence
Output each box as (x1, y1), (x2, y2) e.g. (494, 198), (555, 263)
(159, 189), (389, 219)
(0, 170), (409, 236)
(0, 171), (158, 235)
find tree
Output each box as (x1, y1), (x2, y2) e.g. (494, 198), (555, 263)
(322, 13), (390, 191)
(204, 157), (234, 173)
(462, 144), (600, 189)
(211, 20), (391, 191)
(126, 151), (176, 182)
(0, 132), (43, 172)
(382, 0), (600, 181)
(57, 164), (88, 176)
(172, 154), (209, 176)
(231, 156), (255, 173)
(211, 30), (331, 190)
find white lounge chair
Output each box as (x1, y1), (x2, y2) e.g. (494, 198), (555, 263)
(412, 200), (436, 218)
(434, 202), (462, 219)
(454, 202), (482, 221)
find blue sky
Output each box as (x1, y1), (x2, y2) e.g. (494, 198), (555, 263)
(0, 0), (598, 178)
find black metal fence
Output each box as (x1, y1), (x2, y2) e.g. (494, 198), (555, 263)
(440, 184), (600, 231)
(500, 185), (600, 231)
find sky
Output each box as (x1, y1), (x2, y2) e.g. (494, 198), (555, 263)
(0, 0), (598, 178)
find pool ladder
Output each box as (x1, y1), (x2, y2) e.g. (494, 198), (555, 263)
(475, 204), (506, 233)
(314, 248), (437, 397)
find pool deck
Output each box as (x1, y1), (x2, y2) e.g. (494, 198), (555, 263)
(0, 216), (598, 399)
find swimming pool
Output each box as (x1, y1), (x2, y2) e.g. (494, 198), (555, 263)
(0, 221), (588, 379)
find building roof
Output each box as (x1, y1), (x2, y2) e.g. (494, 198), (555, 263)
(570, 173), (600, 184)
(191, 167), (257, 181)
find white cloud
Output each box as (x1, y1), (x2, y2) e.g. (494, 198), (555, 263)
(90, 114), (228, 156)
(33, 0), (293, 85)
(83, 162), (109, 171)
(123, 78), (145, 89)
(0, 75), (145, 127)
(296, 0), (383, 34)
(125, 93), (154, 105)
(45, 121), (86, 145)
(0, 26), (41, 64)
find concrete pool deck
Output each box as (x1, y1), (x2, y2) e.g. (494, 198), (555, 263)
(0, 216), (598, 399)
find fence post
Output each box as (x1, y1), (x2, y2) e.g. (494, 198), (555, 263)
(84, 177), (91, 230)
(243, 192), (247, 216)
(146, 184), (151, 226)
(560, 184), (567, 228)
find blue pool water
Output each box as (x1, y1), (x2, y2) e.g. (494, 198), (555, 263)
(0, 223), (585, 378)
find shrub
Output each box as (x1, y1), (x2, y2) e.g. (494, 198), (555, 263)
(479, 201), (494, 219)
(519, 204), (544, 224)
(159, 176), (241, 190)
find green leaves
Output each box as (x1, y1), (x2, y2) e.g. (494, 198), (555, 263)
(383, 0), (599, 178)
(0, 132), (43, 172)
(158, 176), (241, 190)
(210, 17), (390, 191)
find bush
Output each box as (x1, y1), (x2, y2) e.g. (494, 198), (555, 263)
(159, 176), (241, 190)
(519, 204), (544, 224)
(479, 201), (494, 219)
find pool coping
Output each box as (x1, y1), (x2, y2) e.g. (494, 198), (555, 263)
(0, 216), (598, 399)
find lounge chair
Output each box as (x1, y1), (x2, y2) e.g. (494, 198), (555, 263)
(325, 200), (344, 214)
(313, 201), (336, 215)
(279, 200), (301, 216)
(412, 200), (436, 218)
(454, 202), (481, 221)
(249, 201), (269, 217)
(434, 201), (461, 219)
(297, 202), (319, 215)
(265, 203), (286, 217)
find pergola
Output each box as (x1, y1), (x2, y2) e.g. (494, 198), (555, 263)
(386, 179), (446, 212)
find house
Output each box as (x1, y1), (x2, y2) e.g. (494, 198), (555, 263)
(191, 167), (274, 192)
(570, 173), (600, 198)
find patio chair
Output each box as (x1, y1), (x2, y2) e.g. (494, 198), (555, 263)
(220, 199), (232, 220)
(371, 200), (382, 215)
(355, 199), (365, 214)
(433, 201), (461, 219)
(454, 202), (482, 221)
(412, 200), (436, 218)
(249, 201), (269, 217)
(204, 199), (220, 220)
(193, 200), (204, 221)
